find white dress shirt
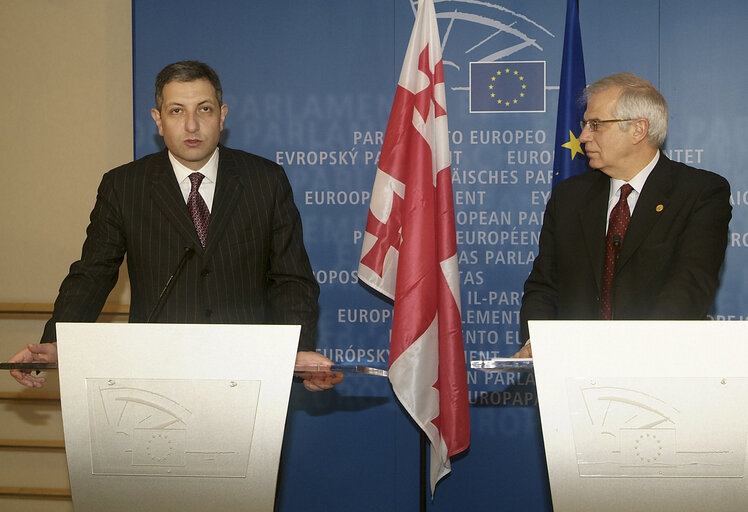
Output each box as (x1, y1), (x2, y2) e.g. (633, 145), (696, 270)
(168, 147), (219, 212)
(605, 151), (659, 233)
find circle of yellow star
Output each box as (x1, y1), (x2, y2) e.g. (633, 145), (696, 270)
(487, 66), (527, 109)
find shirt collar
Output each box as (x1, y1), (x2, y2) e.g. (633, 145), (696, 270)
(610, 150), (660, 195)
(168, 147), (220, 184)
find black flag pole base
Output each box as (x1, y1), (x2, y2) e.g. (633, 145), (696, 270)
(420, 430), (427, 511)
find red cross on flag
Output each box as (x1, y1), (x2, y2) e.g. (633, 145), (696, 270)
(358, 0), (470, 494)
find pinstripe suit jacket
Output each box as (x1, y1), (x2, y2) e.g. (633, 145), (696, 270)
(41, 146), (319, 350)
(519, 154), (732, 342)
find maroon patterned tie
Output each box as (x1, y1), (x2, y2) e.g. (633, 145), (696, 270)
(188, 172), (210, 247)
(601, 184), (633, 320)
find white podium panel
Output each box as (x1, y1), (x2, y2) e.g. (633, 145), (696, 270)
(530, 320), (748, 512)
(56, 322), (300, 512)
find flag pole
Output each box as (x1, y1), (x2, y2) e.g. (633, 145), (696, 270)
(420, 431), (427, 511)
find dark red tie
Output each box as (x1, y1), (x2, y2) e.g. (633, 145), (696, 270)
(188, 172), (210, 247)
(601, 184), (633, 320)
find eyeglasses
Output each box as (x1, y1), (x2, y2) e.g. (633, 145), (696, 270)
(580, 118), (635, 132)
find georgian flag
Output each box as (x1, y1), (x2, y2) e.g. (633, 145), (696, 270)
(358, 0), (470, 494)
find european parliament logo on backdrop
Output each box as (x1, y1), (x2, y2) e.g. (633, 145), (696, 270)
(469, 61), (546, 113)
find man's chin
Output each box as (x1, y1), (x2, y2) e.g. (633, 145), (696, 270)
(172, 149), (213, 170)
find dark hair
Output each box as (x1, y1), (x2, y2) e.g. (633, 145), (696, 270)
(154, 60), (223, 110)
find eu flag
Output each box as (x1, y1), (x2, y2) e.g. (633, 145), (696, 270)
(552, 0), (590, 186)
(470, 61), (546, 113)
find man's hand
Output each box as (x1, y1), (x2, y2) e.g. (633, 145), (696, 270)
(294, 351), (343, 392)
(7, 343), (58, 388)
(511, 342), (532, 359)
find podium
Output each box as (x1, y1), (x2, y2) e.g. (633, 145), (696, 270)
(55, 322), (300, 512)
(529, 320), (748, 512)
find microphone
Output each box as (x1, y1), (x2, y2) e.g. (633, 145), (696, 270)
(612, 234), (622, 259)
(147, 247), (195, 322)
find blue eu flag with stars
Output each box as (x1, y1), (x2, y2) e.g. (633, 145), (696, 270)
(470, 61), (545, 113)
(553, 0), (590, 186)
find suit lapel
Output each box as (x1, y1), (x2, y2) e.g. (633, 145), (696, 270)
(148, 150), (204, 250)
(578, 173), (610, 292)
(205, 147), (244, 256)
(617, 154), (673, 268)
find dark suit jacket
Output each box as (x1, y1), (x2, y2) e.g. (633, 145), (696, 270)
(42, 146), (320, 350)
(520, 153), (732, 342)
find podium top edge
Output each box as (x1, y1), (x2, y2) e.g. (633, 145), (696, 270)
(0, 362), (58, 371)
(470, 358), (533, 372)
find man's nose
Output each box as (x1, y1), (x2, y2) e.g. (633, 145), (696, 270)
(185, 112), (199, 132)
(579, 125), (592, 143)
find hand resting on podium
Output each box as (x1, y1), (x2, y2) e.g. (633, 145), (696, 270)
(511, 342), (532, 359)
(294, 350), (344, 391)
(7, 342), (57, 388)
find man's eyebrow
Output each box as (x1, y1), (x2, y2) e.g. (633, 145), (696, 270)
(163, 99), (217, 108)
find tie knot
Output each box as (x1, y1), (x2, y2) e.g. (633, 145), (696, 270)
(189, 172), (205, 190)
(619, 183), (634, 200)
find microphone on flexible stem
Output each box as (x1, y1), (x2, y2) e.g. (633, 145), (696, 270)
(612, 234), (622, 259)
(147, 247), (195, 322)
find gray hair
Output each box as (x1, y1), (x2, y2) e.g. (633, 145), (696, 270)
(583, 72), (668, 147)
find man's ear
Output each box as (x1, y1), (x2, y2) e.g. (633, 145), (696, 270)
(631, 118), (650, 145)
(219, 103), (228, 131)
(151, 108), (164, 136)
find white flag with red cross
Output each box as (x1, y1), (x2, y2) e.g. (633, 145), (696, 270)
(358, 0), (470, 494)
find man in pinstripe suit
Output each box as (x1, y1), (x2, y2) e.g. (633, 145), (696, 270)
(9, 61), (340, 391)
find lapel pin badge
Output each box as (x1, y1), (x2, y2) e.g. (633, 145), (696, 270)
(656, 204), (664, 212)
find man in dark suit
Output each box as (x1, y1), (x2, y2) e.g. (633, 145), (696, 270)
(515, 72), (731, 357)
(9, 61), (339, 390)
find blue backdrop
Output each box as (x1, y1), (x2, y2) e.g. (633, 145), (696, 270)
(132, 1), (748, 510)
